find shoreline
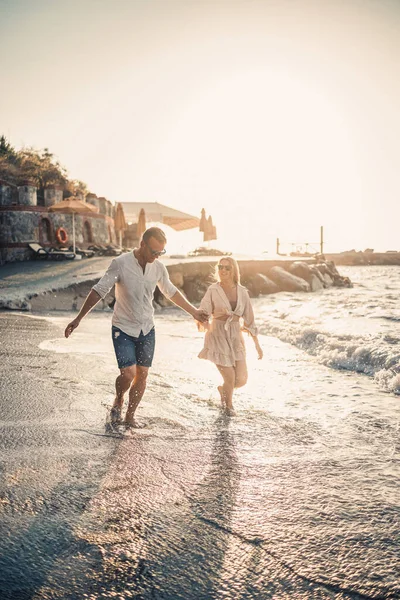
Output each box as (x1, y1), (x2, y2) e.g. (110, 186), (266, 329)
(0, 254), (351, 311)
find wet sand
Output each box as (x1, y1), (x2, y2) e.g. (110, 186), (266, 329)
(0, 311), (399, 599)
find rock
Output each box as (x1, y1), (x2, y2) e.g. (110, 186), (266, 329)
(316, 261), (351, 287)
(268, 266), (310, 292)
(153, 287), (174, 307)
(0, 298), (31, 311)
(323, 273), (334, 286)
(315, 261), (338, 280)
(169, 269), (184, 288)
(288, 261), (314, 283)
(333, 275), (353, 288)
(243, 273), (280, 297)
(309, 274), (324, 292)
(182, 278), (208, 303)
(309, 266), (325, 285)
(315, 263), (329, 276)
(326, 260), (340, 277)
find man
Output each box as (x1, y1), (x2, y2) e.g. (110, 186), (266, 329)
(65, 227), (208, 429)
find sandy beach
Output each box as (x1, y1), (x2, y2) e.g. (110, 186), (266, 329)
(1, 307), (399, 599)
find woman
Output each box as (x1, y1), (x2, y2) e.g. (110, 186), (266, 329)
(198, 256), (263, 413)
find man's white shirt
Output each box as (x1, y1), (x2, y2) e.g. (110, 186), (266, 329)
(92, 251), (177, 337)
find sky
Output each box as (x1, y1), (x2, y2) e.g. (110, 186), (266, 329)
(1, 0), (399, 254)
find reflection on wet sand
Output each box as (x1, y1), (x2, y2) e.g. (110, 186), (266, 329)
(3, 311), (400, 599)
(136, 414), (240, 599)
(35, 415), (239, 599)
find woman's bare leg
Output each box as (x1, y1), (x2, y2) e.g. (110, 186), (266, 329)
(234, 360), (248, 388)
(217, 385), (225, 407)
(216, 365), (235, 410)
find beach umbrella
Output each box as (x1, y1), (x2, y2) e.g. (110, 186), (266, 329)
(118, 202), (199, 231)
(49, 197), (99, 254)
(199, 208), (207, 233)
(114, 202), (127, 247)
(137, 208), (146, 241)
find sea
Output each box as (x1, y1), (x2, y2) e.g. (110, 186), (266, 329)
(255, 265), (400, 397)
(1, 265), (399, 599)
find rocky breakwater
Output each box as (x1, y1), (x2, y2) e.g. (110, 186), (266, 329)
(242, 260), (351, 297)
(155, 258), (352, 307)
(0, 257), (351, 312)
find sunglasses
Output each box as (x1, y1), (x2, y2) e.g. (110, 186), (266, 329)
(145, 241), (166, 257)
(218, 264), (232, 271)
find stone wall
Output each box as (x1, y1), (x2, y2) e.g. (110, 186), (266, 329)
(85, 193), (113, 217)
(44, 186), (63, 207)
(18, 184), (37, 206)
(0, 181), (15, 206)
(0, 178), (120, 263)
(0, 209), (116, 264)
(86, 193), (99, 211)
(98, 197), (107, 215)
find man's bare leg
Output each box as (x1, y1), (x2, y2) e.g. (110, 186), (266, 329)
(110, 366), (135, 425)
(114, 366), (136, 408)
(124, 365), (149, 426)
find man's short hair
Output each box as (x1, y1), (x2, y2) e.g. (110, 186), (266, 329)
(142, 227), (167, 244)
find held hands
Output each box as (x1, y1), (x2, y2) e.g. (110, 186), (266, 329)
(64, 317), (81, 338)
(193, 308), (209, 324)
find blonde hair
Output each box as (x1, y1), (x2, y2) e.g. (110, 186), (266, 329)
(216, 256), (240, 285)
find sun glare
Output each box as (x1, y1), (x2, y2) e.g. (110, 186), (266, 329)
(155, 67), (363, 254)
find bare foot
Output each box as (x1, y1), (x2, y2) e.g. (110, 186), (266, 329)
(224, 407), (236, 417)
(110, 406), (122, 425)
(218, 386), (225, 407)
(124, 419), (146, 430)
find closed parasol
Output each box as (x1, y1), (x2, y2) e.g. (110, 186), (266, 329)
(137, 208), (146, 241)
(114, 202), (127, 247)
(204, 215), (217, 242)
(199, 208), (207, 233)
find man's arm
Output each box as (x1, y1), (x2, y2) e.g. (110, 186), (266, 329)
(65, 258), (120, 338)
(170, 290), (208, 322)
(64, 289), (102, 338)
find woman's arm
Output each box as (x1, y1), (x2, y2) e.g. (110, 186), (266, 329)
(242, 289), (263, 359)
(242, 289), (258, 336)
(196, 287), (213, 330)
(252, 334), (263, 360)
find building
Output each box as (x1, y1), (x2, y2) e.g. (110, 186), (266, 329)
(0, 181), (116, 263)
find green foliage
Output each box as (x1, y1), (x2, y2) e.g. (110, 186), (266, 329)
(0, 136), (89, 195)
(0, 136), (19, 179)
(0, 135), (17, 160)
(65, 179), (89, 197)
(17, 147), (68, 189)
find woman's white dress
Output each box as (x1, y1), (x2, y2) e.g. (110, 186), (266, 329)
(198, 283), (258, 367)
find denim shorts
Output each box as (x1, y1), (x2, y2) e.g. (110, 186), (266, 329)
(111, 326), (155, 369)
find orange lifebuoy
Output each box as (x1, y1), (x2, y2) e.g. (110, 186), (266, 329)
(56, 227), (68, 245)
